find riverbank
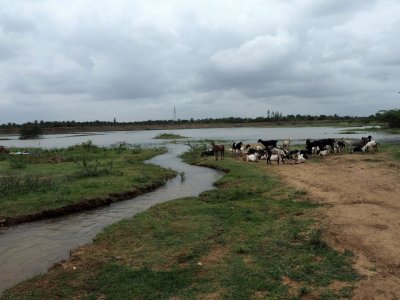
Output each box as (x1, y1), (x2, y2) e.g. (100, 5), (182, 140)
(0, 142), (176, 227)
(2, 146), (360, 299)
(270, 144), (400, 299)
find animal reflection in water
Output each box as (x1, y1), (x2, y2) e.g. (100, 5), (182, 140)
(212, 144), (225, 160)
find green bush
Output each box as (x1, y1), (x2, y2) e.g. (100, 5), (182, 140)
(376, 109), (400, 128)
(19, 123), (42, 139)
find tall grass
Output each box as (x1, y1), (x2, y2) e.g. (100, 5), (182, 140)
(0, 174), (55, 197)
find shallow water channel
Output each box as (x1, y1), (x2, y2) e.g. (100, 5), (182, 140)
(0, 143), (222, 294)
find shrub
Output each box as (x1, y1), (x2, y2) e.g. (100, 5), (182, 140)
(19, 123), (42, 139)
(375, 109), (400, 128)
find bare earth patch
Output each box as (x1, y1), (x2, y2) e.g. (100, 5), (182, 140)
(270, 153), (400, 300)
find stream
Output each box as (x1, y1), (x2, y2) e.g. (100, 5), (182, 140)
(0, 144), (222, 295)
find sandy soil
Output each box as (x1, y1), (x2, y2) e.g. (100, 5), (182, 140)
(271, 152), (400, 300)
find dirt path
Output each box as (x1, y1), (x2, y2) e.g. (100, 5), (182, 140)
(270, 152), (400, 300)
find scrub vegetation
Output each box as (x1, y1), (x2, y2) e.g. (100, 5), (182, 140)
(2, 146), (359, 299)
(0, 141), (176, 223)
(154, 132), (187, 139)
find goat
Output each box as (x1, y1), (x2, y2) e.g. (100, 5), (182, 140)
(246, 153), (258, 162)
(232, 142), (243, 157)
(258, 139), (278, 149)
(287, 153), (306, 164)
(282, 139), (292, 150)
(287, 150), (309, 160)
(335, 140), (346, 154)
(299, 149), (309, 159)
(288, 150), (300, 159)
(296, 153), (306, 164)
(347, 136), (373, 153)
(306, 138), (335, 155)
(362, 140), (378, 153)
(361, 136), (373, 144)
(319, 149), (329, 156)
(269, 147), (287, 164)
(245, 143), (265, 150)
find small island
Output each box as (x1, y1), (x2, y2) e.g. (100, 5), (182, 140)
(153, 132), (188, 139)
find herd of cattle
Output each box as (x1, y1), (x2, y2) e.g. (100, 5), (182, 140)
(201, 136), (379, 164)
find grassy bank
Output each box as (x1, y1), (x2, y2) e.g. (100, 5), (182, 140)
(2, 147), (359, 299)
(339, 127), (400, 135)
(0, 141), (176, 225)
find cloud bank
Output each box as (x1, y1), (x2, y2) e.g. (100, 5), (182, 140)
(0, 0), (399, 123)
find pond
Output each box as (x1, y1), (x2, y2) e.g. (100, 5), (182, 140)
(0, 126), (399, 149)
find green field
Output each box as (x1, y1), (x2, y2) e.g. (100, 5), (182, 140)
(2, 146), (360, 299)
(0, 141), (176, 223)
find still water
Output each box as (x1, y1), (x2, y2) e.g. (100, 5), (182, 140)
(0, 144), (221, 294)
(1, 126), (399, 149)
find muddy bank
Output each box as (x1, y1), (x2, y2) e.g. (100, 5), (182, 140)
(1, 177), (174, 228)
(270, 152), (400, 299)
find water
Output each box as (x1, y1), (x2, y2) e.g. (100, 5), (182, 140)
(1, 126), (399, 149)
(0, 144), (221, 294)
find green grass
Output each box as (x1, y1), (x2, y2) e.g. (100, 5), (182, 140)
(338, 130), (360, 134)
(376, 143), (400, 161)
(0, 142), (176, 220)
(339, 127), (400, 135)
(2, 146), (360, 299)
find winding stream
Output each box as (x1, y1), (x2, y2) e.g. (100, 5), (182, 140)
(0, 144), (222, 294)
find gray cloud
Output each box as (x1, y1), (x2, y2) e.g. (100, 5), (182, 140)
(0, 0), (399, 123)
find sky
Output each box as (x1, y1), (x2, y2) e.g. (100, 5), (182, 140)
(0, 0), (399, 123)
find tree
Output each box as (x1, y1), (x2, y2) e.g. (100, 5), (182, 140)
(19, 123), (42, 139)
(375, 109), (400, 128)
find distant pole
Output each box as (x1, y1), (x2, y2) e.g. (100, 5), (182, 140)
(174, 104), (177, 121)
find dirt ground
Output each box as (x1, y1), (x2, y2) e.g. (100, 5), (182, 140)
(271, 152), (400, 300)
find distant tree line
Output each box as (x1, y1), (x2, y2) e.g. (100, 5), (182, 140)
(0, 114), (375, 129)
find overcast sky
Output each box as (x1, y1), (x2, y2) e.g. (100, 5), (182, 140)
(1, 0), (399, 123)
